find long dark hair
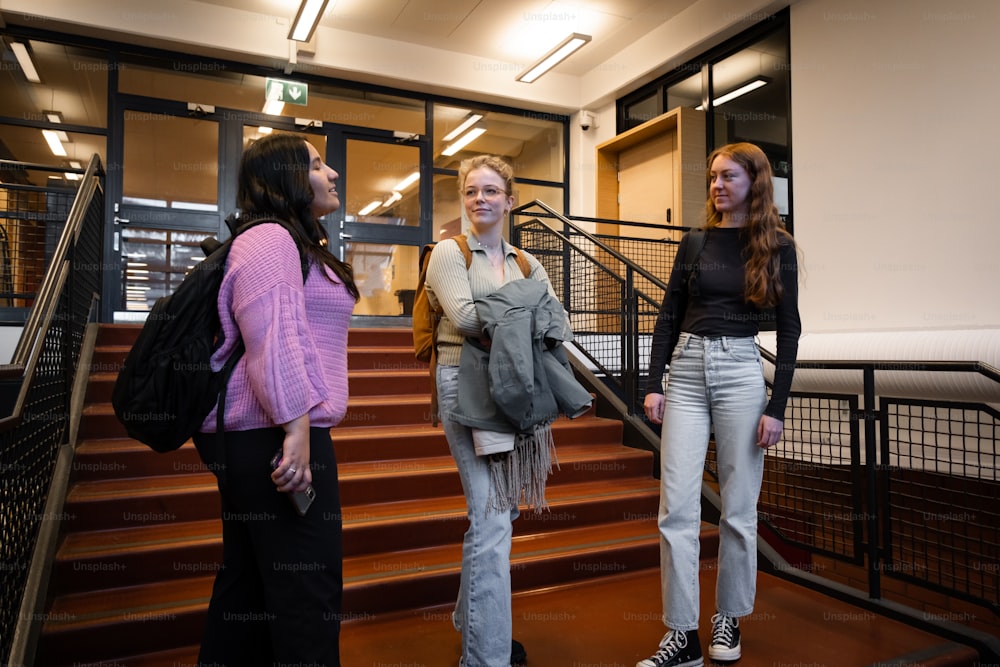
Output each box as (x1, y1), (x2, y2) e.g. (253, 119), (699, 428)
(704, 142), (794, 308)
(237, 133), (359, 301)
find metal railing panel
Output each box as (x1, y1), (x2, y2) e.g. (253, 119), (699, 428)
(512, 200), (999, 650)
(0, 155), (105, 665)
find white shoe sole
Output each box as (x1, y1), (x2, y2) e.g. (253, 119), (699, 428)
(708, 644), (741, 661)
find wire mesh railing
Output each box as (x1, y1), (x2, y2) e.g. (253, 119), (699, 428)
(0, 155), (105, 665)
(513, 201), (999, 654)
(511, 200), (686, 414)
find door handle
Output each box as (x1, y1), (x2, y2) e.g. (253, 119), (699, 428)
(114, 202), (130, 224)
(339, 232), (352, 240)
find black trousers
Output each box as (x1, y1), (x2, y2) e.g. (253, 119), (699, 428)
(193, 426), (343, 667)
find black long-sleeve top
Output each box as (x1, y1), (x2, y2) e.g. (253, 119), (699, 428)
(645, 227), (801, 420)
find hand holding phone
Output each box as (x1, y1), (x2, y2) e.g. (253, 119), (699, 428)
(270, 449), (317, 516)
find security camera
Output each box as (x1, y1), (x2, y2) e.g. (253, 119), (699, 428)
(579, 110), (596, 131)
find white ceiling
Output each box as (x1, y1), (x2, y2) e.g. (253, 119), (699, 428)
(196, 0), (700, 78)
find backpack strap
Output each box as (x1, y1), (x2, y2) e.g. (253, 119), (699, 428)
(453, 234), (473, 269)
(513, 248), (532, 278)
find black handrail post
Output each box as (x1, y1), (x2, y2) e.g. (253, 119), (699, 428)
(622, 266), (636, 415)
(862, 364), (882, 599)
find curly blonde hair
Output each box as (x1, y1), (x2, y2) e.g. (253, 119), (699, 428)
(457, 155), (514, 194)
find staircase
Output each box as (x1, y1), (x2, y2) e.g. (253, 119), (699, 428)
(35, 325), (668, 666)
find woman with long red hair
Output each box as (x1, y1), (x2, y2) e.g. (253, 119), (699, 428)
(638, 142), (801, 667)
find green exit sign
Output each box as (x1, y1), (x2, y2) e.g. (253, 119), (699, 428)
(265, 78), (309, 106)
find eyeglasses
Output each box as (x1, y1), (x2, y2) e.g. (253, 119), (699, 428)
(463, 186), (508, 200)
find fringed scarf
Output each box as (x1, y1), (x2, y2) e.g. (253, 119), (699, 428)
(486, 422), (559, 514)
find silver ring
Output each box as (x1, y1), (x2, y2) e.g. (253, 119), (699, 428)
(289, 467), (297, 474)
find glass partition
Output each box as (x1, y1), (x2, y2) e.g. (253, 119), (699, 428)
(120, 57), (425, 134)
(345, 241), (420, 317)
(433, 103), (564, 182)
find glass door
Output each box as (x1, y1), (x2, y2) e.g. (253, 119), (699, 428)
(330, 129), (428, 319)
(110, 98), (223, 320)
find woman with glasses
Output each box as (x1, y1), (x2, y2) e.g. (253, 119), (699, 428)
(637, 142), (801, 667)
(424, 155), (557, 667)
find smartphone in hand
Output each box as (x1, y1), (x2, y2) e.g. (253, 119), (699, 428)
(270, 449), (317, 516)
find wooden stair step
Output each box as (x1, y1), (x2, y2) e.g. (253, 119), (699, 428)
(338, 441), (651, 505)
(51, 519), (221, 594)
(38, 575), (214, 664)
(340, 519), (667, 614)
(333, 414), (622, 462)
(63, 472), (219, 531)
(348, 367), (430, 395)
(38, 518), (673, 666)
(72, 439), (204, 481)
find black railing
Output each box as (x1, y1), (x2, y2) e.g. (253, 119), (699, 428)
(749, 356), (1000, 655)
(0, 155), (105, 665)
(511, 200), (686, 415)
(513, 202), (1000, 659)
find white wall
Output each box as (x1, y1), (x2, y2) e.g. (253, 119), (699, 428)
(790, 0), (1000, 332)
(573, 0), (1000, 337)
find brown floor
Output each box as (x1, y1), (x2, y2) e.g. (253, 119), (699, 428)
(340, 567), (978, 667)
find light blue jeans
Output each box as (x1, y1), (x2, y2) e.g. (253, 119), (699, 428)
(438, 364), (519, 667)
(657, 333), (767, 631)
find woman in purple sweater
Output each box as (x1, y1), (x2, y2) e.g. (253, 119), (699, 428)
(193, 133), (358, 667)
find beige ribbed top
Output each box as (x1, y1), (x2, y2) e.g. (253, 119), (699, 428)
(424, 232), (553, 367)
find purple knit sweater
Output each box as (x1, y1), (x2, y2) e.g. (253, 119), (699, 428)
(199, 223), (354, 432)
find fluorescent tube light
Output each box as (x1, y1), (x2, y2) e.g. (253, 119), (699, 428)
(516, 33), (591, 83)
(393, 171), (420, 191)
(358, 200), (381, 216)
(697, 76), (770, 110)
(441, 125), (486, 157)
(442, 113), (484, 142)
(10, 41), (41, 83)
(42, 129), (67, 157)
(382, 191), (402, 208)
(289, 0), (330, 42)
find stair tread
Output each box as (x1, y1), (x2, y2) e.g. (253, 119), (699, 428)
(66, 472), (217, 500)
(44, 575), (215, 630)
(339, 442), (647, 479)
(44, 519), (667, 631)
(343, 519), (665, 582)
(57, 519), (221, 560)
(344, 476), (658, 526)
(349, 367), (427, 377)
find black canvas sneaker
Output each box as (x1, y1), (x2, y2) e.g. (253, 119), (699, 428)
(636, 628), (703, 667)
(708, 613), (741, 661)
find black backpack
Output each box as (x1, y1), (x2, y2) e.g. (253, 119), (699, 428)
(112, 218), (306, 452)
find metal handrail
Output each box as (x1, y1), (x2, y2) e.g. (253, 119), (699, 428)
(510, 199), (675, 294)
(11, 155), (104, 367)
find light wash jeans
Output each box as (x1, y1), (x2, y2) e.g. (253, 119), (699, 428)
(657, 333), (767, 631)
(438, 364), (519, 667)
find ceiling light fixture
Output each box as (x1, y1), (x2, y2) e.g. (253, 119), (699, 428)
(9, 41), (41, 83)
(381, 191), (402, 208)
(289, 0), (330, 42)
(697, 76), (770, 110)
(43, 110), (70, 141)
(442, 113), (484, 142)
(358, 200), (381, 216)
(516, 33), (591, 83)
(393, 171), (420, 192)
(42, 129), (67, 157)
(441, 124), (486, 157)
